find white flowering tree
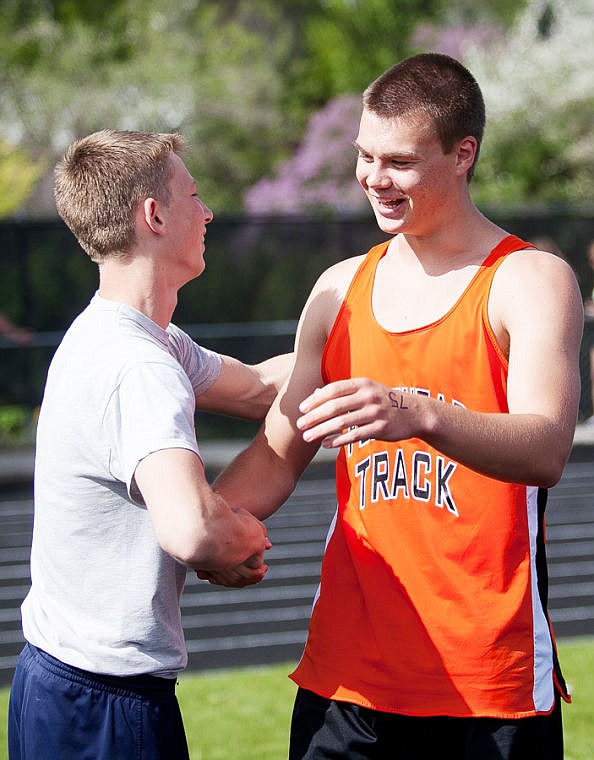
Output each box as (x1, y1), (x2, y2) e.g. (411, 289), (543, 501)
(464, 0), (594, 203)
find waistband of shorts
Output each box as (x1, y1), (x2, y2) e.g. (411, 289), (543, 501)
(24, 643), (177, 698)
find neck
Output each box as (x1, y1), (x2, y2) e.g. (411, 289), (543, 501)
(97, 255), (178, 329)
(391, 209), (506, 274)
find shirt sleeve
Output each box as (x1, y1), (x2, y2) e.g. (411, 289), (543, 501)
(103, 359), (200, 504)
(166, 324), (222, 397)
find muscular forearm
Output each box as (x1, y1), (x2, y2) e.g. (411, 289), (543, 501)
(180, 502), (268, 572)
(298, 380), (576, 488)
(214, 430), (309, 520)
(418, 400), (572, 487)
(196, 353), (293, 421)
(135, 449), (268, 571)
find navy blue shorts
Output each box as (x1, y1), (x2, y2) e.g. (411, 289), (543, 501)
(289, 687), (564, 760)
(8, 643), (190, 760)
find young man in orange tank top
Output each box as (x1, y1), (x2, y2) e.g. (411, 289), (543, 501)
(210, 54), (583, 759)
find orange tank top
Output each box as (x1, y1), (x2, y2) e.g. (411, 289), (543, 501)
(290, 234), (566, 718)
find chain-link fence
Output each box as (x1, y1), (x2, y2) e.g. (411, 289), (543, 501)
(1, 212), (594, 421)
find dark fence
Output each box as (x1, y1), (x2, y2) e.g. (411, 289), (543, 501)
(1, 211), (594, 418)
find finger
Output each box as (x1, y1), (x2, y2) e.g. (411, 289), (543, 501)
(216, 566), (268, 587)
(297, 386), (370, 432)
(302, 417), (346, 441)
(206, 571), (253, 588)
(318, 423), (377, 449)
(297, 400), (355, 432)
(236, 562), (268, 579)
(299, 380), (359, 414)
(237, 569), (268, 586)
(197, 561), (268, 586)
(300, 409), (359, 442)
(243, 552), (265, 570)
(198, 569), (241, 586)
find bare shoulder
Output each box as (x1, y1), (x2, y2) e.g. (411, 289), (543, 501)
(299, 254), (366, 340)
(310, 253), (367, 300)
(490, 248), (583, 341)
(493, 248), (580, 302)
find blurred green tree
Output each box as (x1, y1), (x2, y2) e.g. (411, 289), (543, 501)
(0, 141), (43, 217)
(244, 0), (593, 213)
(279, 0), (528, 122)
(0, 0), (590, 215)
(0, 0), (295, 212)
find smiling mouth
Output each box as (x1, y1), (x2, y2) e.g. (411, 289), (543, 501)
(373, 196), (406, 211)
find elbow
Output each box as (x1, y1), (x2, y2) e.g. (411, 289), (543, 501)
(160, 515), (263, 571)
(157, 522), (222, 569)
(162, 533), (230, 570)
(533, 449), (569, 489)
(537, 464), (565, 489)
(177, 539), (220, 570)
(529, 420), (574, 488)
(227, 389), (277, 421)
(239, 396), (273, 421)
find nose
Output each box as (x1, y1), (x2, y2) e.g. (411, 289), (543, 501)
(364, 161), (392, 190)
(202, 202), (213, 224)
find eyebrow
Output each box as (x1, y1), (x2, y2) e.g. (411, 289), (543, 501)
(353, 141), (417, 161)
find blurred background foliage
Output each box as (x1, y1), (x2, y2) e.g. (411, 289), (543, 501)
(0, 0), (593, 424)
(1, 0), (592, 217)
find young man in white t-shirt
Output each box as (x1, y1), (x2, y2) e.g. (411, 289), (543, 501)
(8, 130), (289, 760)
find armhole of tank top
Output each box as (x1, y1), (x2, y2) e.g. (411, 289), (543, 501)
(481, 237), (534, 368)
(321, 242), (389, 382)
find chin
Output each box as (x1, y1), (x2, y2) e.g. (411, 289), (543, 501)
(374, 214), (407, 236)
(190, 255), (206, 279)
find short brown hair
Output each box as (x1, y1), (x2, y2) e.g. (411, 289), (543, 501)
(54, 130), (185, 261)
(363, 53), (485, 180)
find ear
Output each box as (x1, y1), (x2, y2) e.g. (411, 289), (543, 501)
(455, 136), (478, 177)
(142, 197), (165, 235)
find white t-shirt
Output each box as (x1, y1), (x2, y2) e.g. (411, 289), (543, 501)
(21, 294), (221, 677)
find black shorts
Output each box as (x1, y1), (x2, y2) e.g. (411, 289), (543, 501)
(289, 687), (564, 760)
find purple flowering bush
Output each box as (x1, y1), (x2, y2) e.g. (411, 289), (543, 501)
(244, 94), (367, 215)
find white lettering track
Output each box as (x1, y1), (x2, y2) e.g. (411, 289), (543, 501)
(353, 447), (459, 517)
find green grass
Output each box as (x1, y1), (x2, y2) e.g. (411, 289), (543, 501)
(1, 638), (592, 759)
(177, 663), (297, 760)
(557, 637), (594, 760)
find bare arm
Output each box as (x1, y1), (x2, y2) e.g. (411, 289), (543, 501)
(198, 350), (320, 588)
(297, 252), (583, 487)
(134, 447), (270, 579)
(213, 262), (356, 518)
(196, 352), (293, 420)
(0, 313), (33, 345)
(212, 339), (321, 520)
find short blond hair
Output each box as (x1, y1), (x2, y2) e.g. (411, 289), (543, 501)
(54, 130), (186, 262)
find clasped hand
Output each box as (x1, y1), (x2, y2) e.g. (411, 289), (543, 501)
(198, 378), (417, 588)
(196, 536), (271, 588)
(196, 511), (271, 588)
